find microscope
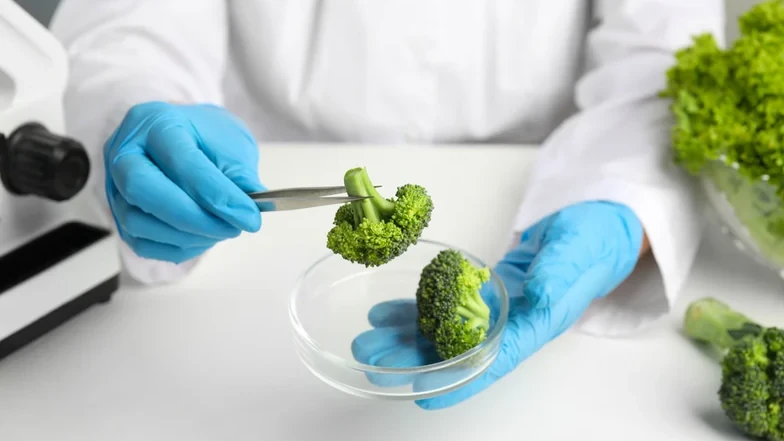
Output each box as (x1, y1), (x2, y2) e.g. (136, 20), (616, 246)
(0, 0), (121, 360)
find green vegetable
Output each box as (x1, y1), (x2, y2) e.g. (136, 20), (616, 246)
(326, 167), (433, 267)
(415, 249), (491, 360)
(704, 161), (784, 267)
(683, 297), (784, 440)
(660, 0), (784, 258)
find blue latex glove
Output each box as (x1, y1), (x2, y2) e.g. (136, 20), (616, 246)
(351, 201), (644, 409)
(104, 101), (264, 263)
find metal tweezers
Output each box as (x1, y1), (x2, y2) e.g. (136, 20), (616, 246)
(247, 186), (379, 212)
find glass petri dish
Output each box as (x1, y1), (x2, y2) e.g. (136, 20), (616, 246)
(289, 239), (509, 400)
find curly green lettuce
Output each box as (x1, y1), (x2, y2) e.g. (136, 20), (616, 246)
(660, 0), (784, 261)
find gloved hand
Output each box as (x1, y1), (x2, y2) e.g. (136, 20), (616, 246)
(351, 200), (644, 409)
(104, 101), (264, 263)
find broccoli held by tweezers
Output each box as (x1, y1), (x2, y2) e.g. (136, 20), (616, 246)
(326, 167), (433, 267)
(416, 249), (491, 360)
(684, 297), (784, 440)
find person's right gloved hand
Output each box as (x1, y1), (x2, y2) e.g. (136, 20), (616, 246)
(350, 201), (645, 409)
(104, 101), (265, 264)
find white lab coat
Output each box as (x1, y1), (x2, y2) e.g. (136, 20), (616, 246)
(48, 0), (724, 336)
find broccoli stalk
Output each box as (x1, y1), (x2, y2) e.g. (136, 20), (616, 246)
(454, 266), (491, 330)
(456, 289), (490, 330)
(326, 167), (434, 267)
(684, 297), (762, 350)
(416, 249), (492, 360)
(683, 297), (784, 441)
(343, 167), (394, 225)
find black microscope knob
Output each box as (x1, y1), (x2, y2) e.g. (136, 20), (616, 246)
(0, 122), (90, 201)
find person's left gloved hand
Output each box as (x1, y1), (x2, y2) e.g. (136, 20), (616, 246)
(351, 200), (645, 409)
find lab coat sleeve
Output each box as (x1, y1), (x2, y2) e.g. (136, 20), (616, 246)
(510, 0), (725, 335)
(49, 0), (229, 285)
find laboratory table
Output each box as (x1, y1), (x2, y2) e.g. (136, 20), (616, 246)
(1, 144), (783, 441)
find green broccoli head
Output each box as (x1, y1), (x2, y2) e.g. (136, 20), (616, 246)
(326, 167), (433, 267)
(684, 297), (784, 440)
(392, 184), (433, 243)
(415, 249), (491, 360)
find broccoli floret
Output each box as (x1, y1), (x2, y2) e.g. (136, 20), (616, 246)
(415, 249), (491, 360)
(326, 167), (433, 267)
(684, 297), (784, 440)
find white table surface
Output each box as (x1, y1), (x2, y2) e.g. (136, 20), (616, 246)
(1, 144), (783, 441)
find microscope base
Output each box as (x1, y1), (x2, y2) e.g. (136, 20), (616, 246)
(0, 221), (122, 361)
(0, 274), (119, 360)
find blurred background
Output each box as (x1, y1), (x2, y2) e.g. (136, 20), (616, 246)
(726, 0), (765, 40)
(10, 0), (764, 43)
(13, 0), (59, 26)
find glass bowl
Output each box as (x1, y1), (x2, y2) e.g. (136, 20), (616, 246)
(701, 160), (784, 276)
(288, 239), (509, 400)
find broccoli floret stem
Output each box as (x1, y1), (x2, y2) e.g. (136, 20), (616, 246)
(343, 167), (395, 225)
(456, 295), (490, 330)
(465, 317), (488, 330)
(684, 297), (762, 351)
(467, 289), (491, 319)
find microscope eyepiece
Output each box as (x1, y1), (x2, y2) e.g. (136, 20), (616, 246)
(0, 122), (90, 202)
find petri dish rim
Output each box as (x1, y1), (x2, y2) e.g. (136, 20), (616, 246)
(288, 238), (509, 375)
